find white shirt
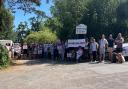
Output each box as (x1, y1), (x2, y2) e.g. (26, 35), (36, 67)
(99, 39), (108, 48)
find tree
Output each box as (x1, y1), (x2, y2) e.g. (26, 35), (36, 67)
(44, 17), (62, 32)
(116, 0), (128, 41)
(52, 0), (89, 41)
(25, 27), (57, 43)
(0, 7), (15, 40)
(0, 0), (41, 12)
(29, 13), (46, 32)
(16, 21), (29, 43)
(0, 0), (51, 13)
(0, 44), (10, 68)
(81, 0), (121, 38)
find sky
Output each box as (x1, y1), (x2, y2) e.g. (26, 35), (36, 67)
(13, 1), (53, 29)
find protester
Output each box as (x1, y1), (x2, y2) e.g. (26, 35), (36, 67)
(90, 38), (98, 62)
(113, 52), (125, 63)
(38, 44), (43, 59)
(33, 44), (38, 59)
(76, 46), (83, 62)
(84, 38), (89, 60)
(66, 49), (72, 62)
(71, 49), (76, 62)
(115, 33), (124, 53)
(23, 43), (28, 59)
(99, 34), (108, 62)
(11, 44), (14, 58)
(107, 34), (114, 62)
(28, 44), (33, 59)
(57, 43), (65, 61)
(53, 45), (59, 60)
(47, 47), (51, 59)
(89, 38), (93, 61)
(5, 43), (11, 59)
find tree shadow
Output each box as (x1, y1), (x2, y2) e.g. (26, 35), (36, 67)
(11, 59), (79, 66)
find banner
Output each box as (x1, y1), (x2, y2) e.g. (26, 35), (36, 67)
(68, 39), (85, 47)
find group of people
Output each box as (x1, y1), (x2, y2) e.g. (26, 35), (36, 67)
(4, 33), (126, 64)
(72, 33), (125, 63)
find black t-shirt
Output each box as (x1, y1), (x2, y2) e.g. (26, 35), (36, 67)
(108, 39), (114, 47)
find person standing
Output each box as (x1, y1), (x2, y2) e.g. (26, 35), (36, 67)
(107, 34), (114, 62)
(90, 38), (98, 62)
(115, 33), (124, 53)
(53, 45), (59, 60)
(99, 34), (108, 63)
(23, 43), (28, 59)
(6, 43), (11, 59)
(84, 38), (89, 60)
(76, 46), (83, 62)
(89, 38), (93, 61)
(57, 43), (65, 61)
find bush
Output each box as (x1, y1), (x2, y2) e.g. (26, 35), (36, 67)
(25, 28), (57, 44)
(0, 44), (10, 68)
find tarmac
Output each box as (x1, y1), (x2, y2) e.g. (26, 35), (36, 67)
(0, 60), (128, 89)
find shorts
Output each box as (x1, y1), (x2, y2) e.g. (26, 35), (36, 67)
(108, 47), (113, 53)
(99, 48), (105, 55)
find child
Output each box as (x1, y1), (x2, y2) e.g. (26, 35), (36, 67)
(76, 46), (83, 62)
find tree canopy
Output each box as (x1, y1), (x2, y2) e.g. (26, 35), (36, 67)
(50, 0), (128, 40)
(0, 7), (15, 41)
(25, 27), (57, 43)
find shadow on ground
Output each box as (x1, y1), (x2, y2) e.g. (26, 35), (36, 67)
(11, 59), (79, 66)
(12, 57), (128, 66)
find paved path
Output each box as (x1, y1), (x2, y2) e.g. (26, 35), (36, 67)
(0, 60), (128, 89)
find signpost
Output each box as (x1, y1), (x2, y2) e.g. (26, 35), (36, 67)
(76, 24), (87, 35)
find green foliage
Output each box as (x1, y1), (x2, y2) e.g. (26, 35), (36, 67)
(25, 27), (57, 43)
(0, 44), (10, 68)
(52, 0), (89, 40)
(16, 22), (29, 43)
(0, 7), (15, 40)
(44, 18), (62, 32)
(51, 0), (128, 40)
(81, 0), (121, 37)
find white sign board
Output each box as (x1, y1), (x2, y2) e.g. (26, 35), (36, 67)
(68, 39), (85, 47)
(76, 24), (87, 34)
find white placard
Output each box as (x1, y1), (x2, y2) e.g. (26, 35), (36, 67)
(76, 24), (87, 34)
(68, 39), (85, 47)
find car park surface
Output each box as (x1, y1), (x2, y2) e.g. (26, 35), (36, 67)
(0, 60), (128, 89)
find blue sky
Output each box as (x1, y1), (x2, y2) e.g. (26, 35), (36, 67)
(13, 1), (53, 29)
